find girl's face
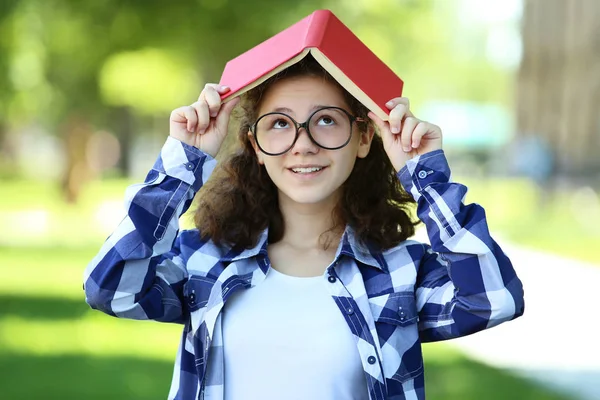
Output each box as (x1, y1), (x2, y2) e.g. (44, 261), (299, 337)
(250, 75), (374, 207)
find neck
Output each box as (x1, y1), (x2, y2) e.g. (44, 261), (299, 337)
(277, 192), (343, 250)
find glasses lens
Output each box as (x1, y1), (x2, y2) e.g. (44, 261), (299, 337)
(255, 113), (297, 154)
(308, 107), (352, 149)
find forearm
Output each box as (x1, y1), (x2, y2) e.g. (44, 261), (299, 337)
(399, 150), (525, 340)
(83, 137), (216, 321)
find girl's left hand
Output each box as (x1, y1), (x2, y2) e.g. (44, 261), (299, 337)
(369, 97), (443, 172)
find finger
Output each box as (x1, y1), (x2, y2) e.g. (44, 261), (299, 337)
(386, 97), (409, 109)
(367, 111), (387, 133)
(191, 100), (210, 133)
(217, 85), (231, 96)
(388, 104), (409, 134)
(198, 84), (229, 101)
(202, 85), (223, 118)
(368, 111), (394, 147)
(400, 117), (420, 151)
(412, 122), (441, 149)
(215, 96), (240, 132)
(173, 106), (198, 133)
(199, 84), (230, 116)
(411, 121), (429, 149)
(170, 107), (190, 124)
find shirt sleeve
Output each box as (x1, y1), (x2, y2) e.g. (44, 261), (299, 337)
(398, 149), (525, 342)
(82, 136), (216, 323)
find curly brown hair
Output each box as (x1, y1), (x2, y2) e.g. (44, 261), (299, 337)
(193, 55), (418, 250)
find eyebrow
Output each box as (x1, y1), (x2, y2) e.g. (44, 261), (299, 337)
(270, 104), (341, 115)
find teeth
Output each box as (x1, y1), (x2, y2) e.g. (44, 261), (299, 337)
(292, 167), (323, 174)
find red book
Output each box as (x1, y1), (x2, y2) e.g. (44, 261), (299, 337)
(219, 9), (403, 121)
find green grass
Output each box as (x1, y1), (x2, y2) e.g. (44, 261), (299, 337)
(423, 344), (570, 400)
(0, 353), (174, 400)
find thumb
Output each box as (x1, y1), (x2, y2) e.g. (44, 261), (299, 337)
(216, 96), (240, 132)
(368, 111), (393, 146)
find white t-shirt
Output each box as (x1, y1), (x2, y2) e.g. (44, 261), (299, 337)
(222, 267), (369, 400)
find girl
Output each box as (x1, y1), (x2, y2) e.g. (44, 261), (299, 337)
(83, 56), (524, 400)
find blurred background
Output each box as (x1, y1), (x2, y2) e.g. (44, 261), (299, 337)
(1, 0), (599, 398)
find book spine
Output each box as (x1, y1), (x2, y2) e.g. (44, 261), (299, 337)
(303, 9), (331, 48)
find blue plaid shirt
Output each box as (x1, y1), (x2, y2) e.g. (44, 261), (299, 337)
(83, 137), (524, 400)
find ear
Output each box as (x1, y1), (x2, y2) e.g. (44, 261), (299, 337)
(248, 131), (264, 165)
(356, 125), (375, 159)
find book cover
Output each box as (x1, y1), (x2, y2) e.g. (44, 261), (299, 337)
(219, 9), (403, 120)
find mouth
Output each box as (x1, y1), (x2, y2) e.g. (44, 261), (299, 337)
(287, 165), (328, 177)
(290, 166), (325, 174)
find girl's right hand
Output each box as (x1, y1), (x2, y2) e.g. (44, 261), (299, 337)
(169, 84), (240, 157)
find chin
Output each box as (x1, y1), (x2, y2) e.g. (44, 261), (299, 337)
(281, 188), (337, 206)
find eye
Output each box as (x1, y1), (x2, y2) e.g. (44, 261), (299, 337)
(317, 115), (336, 126)
(272, 118), (290, 129)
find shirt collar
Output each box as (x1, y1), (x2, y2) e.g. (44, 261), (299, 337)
(227, 225), (388, 273)
(337, 225), (389, 273)
(226, 228), (269, 264)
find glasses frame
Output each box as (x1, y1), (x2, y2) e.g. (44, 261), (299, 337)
(250, 106), (366, 156)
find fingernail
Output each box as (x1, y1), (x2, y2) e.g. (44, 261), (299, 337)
(220, 85), (229, 91)
(404, 147), (411, 152)
(391, 126), (400, 134)
(386, 101), (394, 107)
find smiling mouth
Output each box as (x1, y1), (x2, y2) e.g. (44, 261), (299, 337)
(290, 166), (326, 174)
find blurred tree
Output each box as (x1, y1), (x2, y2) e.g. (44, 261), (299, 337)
(0, 0), (328, 201)
(517, 0), (600, 179)
(0, 0), (21, 174)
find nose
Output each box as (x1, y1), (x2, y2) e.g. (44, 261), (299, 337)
(291, 126), (319, 155)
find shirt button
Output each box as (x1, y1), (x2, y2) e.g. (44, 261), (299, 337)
(328, 275), (337, 283)
(418, 170), (428, 179)
(367, 356), (377, 365)
(189, 290), (196, 302)
(185, 162), (195, 171)
(346, 307), (354, 315)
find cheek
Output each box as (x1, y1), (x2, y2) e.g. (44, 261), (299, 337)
(261, 159), (282, 182)
(248, 134), (264, 164)
(332, 150), (358, 181)
(341, 140), (361, 168)
(340, 157), (358, 180)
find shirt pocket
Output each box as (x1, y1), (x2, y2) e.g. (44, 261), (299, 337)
(369, 291), (424, 384)
(184, 276), (215, 310)
(183, 276), (215, 332)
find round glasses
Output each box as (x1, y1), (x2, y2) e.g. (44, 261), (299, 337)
(250, 106), (366, 156)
